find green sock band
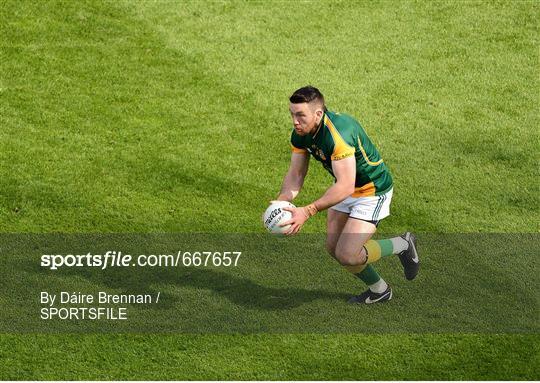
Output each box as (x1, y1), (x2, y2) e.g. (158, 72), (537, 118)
(377, 239), (394, 257)
(355, 264), (381, 285)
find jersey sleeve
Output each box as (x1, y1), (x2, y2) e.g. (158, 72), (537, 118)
(325, 116), (355, 161)
(290, 131), (308, 154)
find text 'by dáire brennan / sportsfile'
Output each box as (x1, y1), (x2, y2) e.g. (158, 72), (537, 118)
(40, 291), (160, 320)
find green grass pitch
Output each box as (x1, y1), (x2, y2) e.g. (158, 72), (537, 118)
(1, 0), (538, 380)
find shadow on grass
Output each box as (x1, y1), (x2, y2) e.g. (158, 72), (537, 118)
(20, 258), (349, 311)
(5, 233), (539, 333)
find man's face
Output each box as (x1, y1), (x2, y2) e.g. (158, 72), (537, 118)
(289, 102), (323, 136)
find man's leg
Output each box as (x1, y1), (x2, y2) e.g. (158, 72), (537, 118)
(326, 209), (349, 259)
(332, 218), (393, 303)
(326, 209), (418, 304)
(362, 234), (419, 281)
(348, 189), (420, 281)
(326, 212), (392, 304)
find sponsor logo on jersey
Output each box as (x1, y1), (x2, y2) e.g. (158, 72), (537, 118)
(333, 152), (354, 161)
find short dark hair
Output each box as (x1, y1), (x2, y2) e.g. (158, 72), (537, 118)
(289, 86), (325, 107)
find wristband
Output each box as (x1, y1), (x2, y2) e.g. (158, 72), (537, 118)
(303, 203), (319, 218)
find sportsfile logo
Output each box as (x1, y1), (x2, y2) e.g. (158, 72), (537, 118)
(41, 251), (130, 270)
(41, 250), (242, 270)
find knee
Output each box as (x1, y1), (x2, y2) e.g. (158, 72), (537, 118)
(326, 233), (342, 258)
(334, 247), (366, 266)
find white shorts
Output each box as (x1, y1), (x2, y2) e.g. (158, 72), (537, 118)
(331, 188), (393, 222)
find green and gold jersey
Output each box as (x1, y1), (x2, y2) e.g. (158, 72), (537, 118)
(291, 110), (393, 197)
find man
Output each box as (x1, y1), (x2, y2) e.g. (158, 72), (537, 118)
(273, 85), (419, 304)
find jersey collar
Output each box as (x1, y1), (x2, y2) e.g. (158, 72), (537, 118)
(311, 111), (326, 139)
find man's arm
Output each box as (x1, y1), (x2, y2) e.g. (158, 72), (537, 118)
(311, 156), (356, 210)
(275, 152), (310, 202)
(282, 156), (356, 235)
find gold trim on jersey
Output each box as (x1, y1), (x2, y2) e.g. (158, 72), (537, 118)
(291, 143), (308, 154)
(357, 135), (383, 166)
(325, 115), (355, 161)
(312, 117), (323, 138)
(352, 182), (376, 197)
